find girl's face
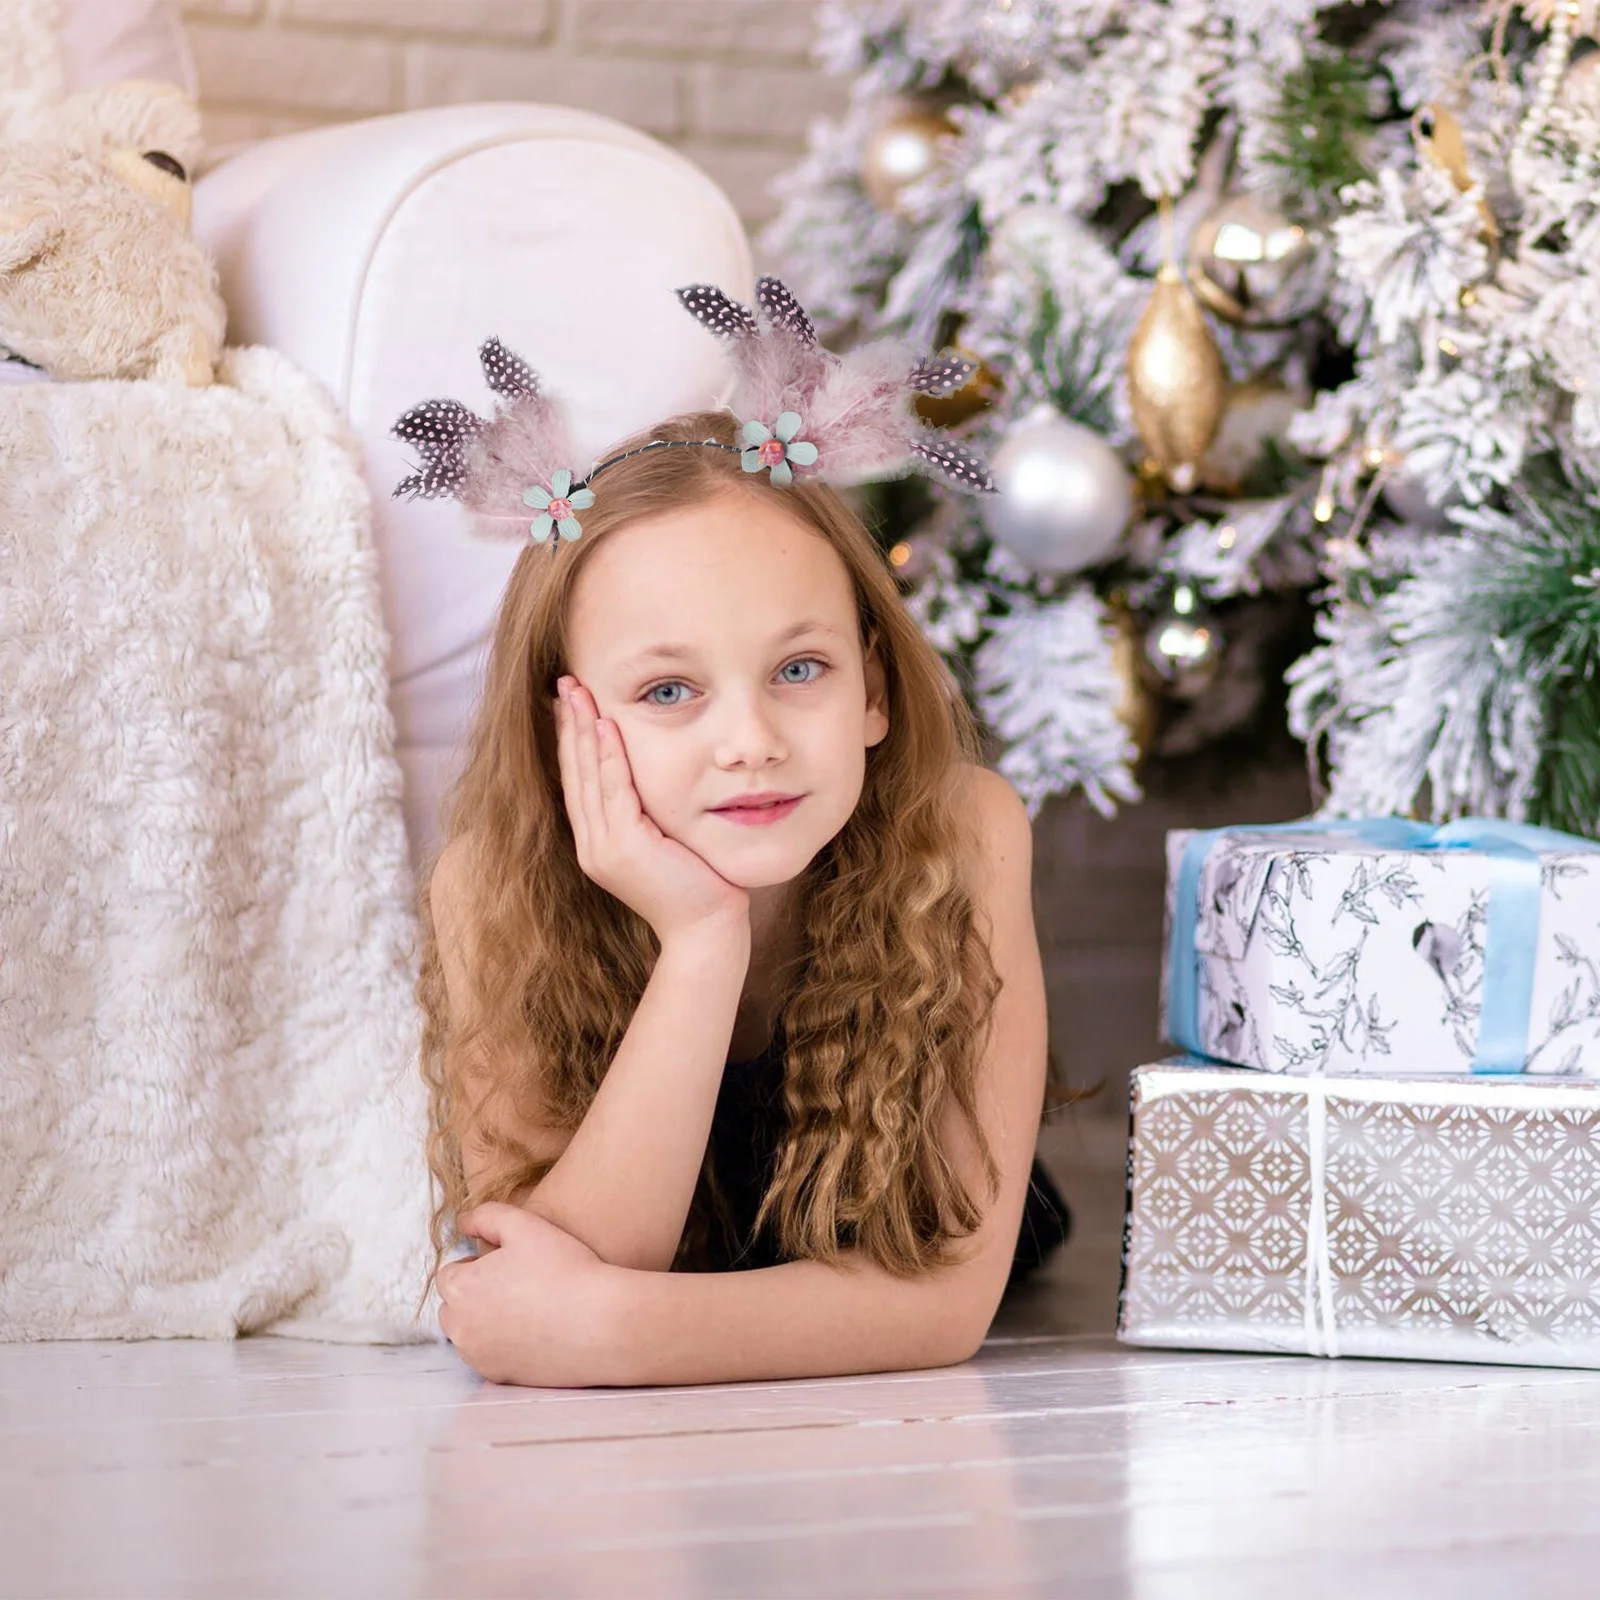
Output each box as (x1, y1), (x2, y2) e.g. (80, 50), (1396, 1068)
(563, 489), (889, 893)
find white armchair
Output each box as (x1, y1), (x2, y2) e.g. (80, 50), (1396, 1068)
(191, 104), (752, 874)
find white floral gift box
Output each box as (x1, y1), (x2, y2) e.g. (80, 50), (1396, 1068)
(1118, 1060), (1600, 1369)
(1160, 818), (1600, 1078)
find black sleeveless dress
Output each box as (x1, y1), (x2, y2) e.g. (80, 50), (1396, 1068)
(704, 1021), (1070, 1288)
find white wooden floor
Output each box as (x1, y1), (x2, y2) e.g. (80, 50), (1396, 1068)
(11, 1111), (1600, 1600)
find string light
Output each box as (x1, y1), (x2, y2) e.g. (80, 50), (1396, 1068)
(1312, 458), (1339, 523)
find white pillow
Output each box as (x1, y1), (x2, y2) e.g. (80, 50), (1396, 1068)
(56, 0), (197, 96)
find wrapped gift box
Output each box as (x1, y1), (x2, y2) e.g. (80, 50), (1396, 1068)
(1118, 1060), (1600, 1369)
(1161, 818), (1600, 1076)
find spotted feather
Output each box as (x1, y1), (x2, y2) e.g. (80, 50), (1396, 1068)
(755, 276), (816, 347)
(392, 397), (485, 451)
(390, 397), (486, 500)
(910, 435), (997, 494)
(479, 337), (541, 401)
(675, 283), (760, 339)
(907, 353), (976, 396)
(393, 462), (468, 500)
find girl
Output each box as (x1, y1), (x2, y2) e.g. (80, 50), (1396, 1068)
(402, 280), (1071, 1388)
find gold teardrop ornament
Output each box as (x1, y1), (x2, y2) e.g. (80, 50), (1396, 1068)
(1125, 265), (1228, 494)
(1411, 101), (1500, 254)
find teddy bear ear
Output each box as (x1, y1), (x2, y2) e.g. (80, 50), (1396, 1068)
(62, 79), (205, 176)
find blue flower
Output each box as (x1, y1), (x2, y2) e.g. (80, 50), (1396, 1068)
(522, 468), (595, 542)
(739, 411), (818, 487)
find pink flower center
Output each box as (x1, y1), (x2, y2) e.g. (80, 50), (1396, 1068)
(757, 438), (788, 466)
(546, 497), (573, 519)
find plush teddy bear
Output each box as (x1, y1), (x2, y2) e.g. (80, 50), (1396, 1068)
(0, 77), (226, 385)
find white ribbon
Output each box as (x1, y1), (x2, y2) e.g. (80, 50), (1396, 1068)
(1301, 1080), (1340, 1358)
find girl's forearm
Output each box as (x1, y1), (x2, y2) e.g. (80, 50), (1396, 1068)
(526, 925), (750, 1272)
(594, 1250), (998, 1387)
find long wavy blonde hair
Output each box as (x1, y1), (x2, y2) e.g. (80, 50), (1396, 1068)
(415, 408), (1050, 1287)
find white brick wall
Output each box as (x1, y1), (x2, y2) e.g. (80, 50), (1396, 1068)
(178, 0), (848, 233)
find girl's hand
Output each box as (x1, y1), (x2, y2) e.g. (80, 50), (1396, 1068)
(554, 675), (750, 947)
(437, 1203), (627, 1388)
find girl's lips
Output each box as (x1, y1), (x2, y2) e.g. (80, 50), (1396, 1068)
(712, 796), (803, 826)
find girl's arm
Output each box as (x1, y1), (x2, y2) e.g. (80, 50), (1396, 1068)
(439, 769), (1049, 1387)
(603, 1107), (1040, 1383)
(432, 838), (753, 1272)
(601, 771), (1048, 1384)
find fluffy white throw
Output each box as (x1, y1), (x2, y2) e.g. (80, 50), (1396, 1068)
(0, 346), (438, 1342)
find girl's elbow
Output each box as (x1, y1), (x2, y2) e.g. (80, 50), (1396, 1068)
(930, 1279), (1001, 1368)
(915, 1319), (986, 1372)
(523, 1196), (676, 1274)
(947, 1312), (992, 1367)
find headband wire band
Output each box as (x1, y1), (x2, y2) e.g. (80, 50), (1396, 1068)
(462, 439), (748, 552)
(577, 437), (741, 491)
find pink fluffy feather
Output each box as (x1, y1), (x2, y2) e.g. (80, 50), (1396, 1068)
(389, 279), (995, 538)
(460, 395), (578, 536)
(688, 277), (996, 495)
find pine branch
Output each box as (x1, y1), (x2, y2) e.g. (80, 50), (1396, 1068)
(1255, 48), (1380, 222)
(1483, 458), (1600, 834)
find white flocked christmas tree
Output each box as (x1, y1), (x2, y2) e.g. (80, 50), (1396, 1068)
(763, 0), (1600, 837)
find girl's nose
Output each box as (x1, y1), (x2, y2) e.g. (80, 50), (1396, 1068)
(714, 693), (787, 766)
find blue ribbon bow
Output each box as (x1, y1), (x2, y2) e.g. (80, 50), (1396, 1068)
(1167, 816), (1600, 1074)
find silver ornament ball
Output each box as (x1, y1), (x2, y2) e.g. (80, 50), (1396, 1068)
(978, 411), (1133, 576)
(1187, 193), (1327, 328)
(1380, 460), (1461, 530)
(1142, 586), (1225, 700)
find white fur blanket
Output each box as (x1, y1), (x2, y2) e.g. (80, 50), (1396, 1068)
(0, 346), (437, 1342)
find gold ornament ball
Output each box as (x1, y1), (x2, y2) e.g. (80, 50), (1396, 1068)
(1186, 193), (1326, 328)
(913, 346), (1002, 427)
(1126, 265), (1228, 494)
(861, 104), (957, 214)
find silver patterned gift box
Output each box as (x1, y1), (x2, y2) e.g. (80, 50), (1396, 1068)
(1161, 820), (1600, 1076)
(1118, 1061), (1600, 1368)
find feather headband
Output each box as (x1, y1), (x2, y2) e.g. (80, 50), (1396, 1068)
(390, 275), (996, 549)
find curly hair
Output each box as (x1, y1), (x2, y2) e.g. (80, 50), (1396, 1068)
(414, 408), (1056, 1292)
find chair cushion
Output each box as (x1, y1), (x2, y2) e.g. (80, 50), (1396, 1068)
(193, 106), (752, 868)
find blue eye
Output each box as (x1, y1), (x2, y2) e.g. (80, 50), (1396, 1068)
(640, 657), (828, 707)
